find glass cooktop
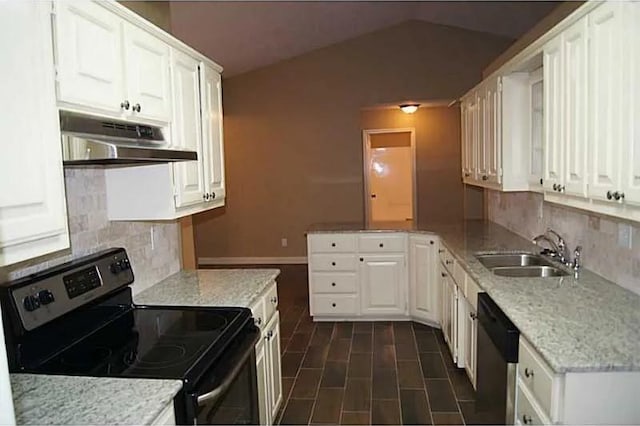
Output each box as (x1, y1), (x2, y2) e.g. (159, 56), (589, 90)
(31, 306), (250, 381)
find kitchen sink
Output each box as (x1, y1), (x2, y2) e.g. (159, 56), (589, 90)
(492, 265), (569, 278)
(476, 253), (554, 269)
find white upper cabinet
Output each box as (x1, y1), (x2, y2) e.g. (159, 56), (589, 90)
(528, 69), (544, 190)
(0, 1), (69, 266)
(54, 1), (125, 113)
(461, 93), (478, 181)
(562, 17), (589, 198)
(622, 1), (640, 206)
(484, 77), (502, 185)
(543, 34), (563, 193)
(123, 23), (172, 122)
(55, 1), (171, 123)
(171, 49), (205, 208)
(200, 65), (226, 203)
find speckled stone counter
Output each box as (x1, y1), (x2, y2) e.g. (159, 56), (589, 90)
(309, 220), (640, 373)
(135, 269), (280, 308)
(11, 374), (182, 425)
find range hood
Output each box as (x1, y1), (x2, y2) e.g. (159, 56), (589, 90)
(60, 111), (197, 165)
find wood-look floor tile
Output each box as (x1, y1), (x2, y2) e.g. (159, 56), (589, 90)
(320, 361), (348, 388)
(431, 412), (464, 426)
(327, 338), (351, 362)
(279, 399), (314, 425)
(311, 388), (344, 424)
(373, 345), (396, 370)
(426, 379), (459, 412)
(281, 352), (304, 378)
(420, 352), (448, 379)
(397, 360), (425, 389)
(310, 325), (334, 345)
(351, 333), (373, 353)
(395, 342), (419, 360)
(348, 352), (372, 378)
(335, 322), (354, 338)
(302, 344), (330, 368)
(374, 323), (394, 346)
(458, 400), (501, 425)
(400, 389), (433, 425)
(343, 378), (371, 411)
(371, 399), (401, 425)
(415, 331), (440, 352)
(340, 412), (370, 425)
(372, 369), (398, 399)
(394, 325), (415, 344)
(412, 322), (436, 333)
(282, 377), (295, 400)
(353, 322), (373, 334)
(448, 368), (476, 401)
(291, 368), (322, 399)
(287, 332), (313, 352)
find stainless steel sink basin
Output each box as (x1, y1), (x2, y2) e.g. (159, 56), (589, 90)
(476, 253), (554, 269)
(492, 265), (569, 278)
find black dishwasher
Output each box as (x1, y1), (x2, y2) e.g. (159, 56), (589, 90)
(476, 293), (520, 425)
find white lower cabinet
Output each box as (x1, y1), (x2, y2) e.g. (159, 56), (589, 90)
(409, 236), (439, 324)
(359, 254), (406, 316)
(0, 1), (70, 267)
(461, 297), (477, 388)
(440, 264), (458, 365)
(252, 282), (282, 426)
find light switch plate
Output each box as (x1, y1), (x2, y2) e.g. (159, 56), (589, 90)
(617, 223), (633, 249)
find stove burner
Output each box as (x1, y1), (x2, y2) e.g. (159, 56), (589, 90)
(124, 344), (191, 369)
(61, 347), (113, 367)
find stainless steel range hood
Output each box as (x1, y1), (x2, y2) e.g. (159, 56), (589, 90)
(60, 111), (197, 165)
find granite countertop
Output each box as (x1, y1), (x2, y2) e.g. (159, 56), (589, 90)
(135, 269), (280, 308)
(11, 374), (182, 425)
(309, 220), (640, 373)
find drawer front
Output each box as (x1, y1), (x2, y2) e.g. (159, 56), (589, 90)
(250, 297), (267, 330)
(439, 246), (455, 271)
(452, 262), (467, 293)
(312, 294), (358, 316)
(311, 273), (357, 294)
(358, 234), (406, 253)
(309, 233), (357, 253)
(518, 338), (556, 417)
(263, 281), (278, 322)
(310, 254), (357, 271)
(516, 378), (551, 425)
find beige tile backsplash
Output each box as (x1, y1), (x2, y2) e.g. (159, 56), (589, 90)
(4, 168), (181, 295)
(487, 190), (640, 295)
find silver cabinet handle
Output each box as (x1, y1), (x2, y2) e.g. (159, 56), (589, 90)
(469, 312), (477, 320)
(524, 367), (534, 378)
(133, 103), (141, 113)
(271, 296), (277, 304)
(553, 184), (558, 191)
(120, 100), (130, 110)
(614, 191), (624, 201)
(607, 190), (614, 200)
(211, 192), (216, 199)
(522, 414), (532, 425)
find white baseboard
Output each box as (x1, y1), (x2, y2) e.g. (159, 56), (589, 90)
(198, 256), (308, 265)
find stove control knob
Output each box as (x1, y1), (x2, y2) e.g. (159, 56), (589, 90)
(23, 295), (40, 312)
(110, 262), (122, 274)
(38, 290), (55, 305)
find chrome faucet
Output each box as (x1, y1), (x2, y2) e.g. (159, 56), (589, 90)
(533, 228), (570, 264)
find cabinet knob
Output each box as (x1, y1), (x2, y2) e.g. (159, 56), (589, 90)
(332, 303), (336, 307)
(331, 242), (336, 247)
(464, 172), (471, 178)
(255, 317), (262, 326)
(553, 184), (558, 191)
(359, 257), (364, 262)
(211, 192), (216, 199)
(539, 178), (543, 185)
(522, 415), (532, 425)
(331, 262), (336, 266)
(613, 191), (624, 201)
(445, 260), (453, 265)
(482, 175), (488, 181)
(120, 100), (130, 110)
(524, 368), (534, 378)
(267, 330), (273, 339)
(133, 103), (141, 113)
(438, 249), (444, 254)
(331, 282), (336, 287)
(379, 243), (384, 248)
(430, 241), (434, 245)
(469, 312), (477, 320)
(441, 272), (447, 277)
(271, 296), (278, 304)
(607, 190), (613, 200)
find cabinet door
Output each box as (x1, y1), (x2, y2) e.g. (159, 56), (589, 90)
(123, 23), (172, 123)
(440, 266), (457, 364)
(477, 89), (488, 181)
(562, 17), (589, 198)
(265, 312), (283, 421)
(360, 254), (406, 315)
(463, 95), (480, 182)
(171, 49), (205, 208)
(255, 340), (270, 426)
(54, 1), (125, 113)
(462, 298), (477, 388)
(528, 69), (544, 189)
(461, 101), (471, 180)
(0, 1), (70, 266)
(543, 35), (564, 192)
(485, 78), (502, 185)
(200, 65), (226, 201)
(622, 2), (640, 205)
(409, 236), (438, 323)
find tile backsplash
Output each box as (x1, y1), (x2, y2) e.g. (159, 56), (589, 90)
(3, 168), (181, 295)
(487, 190), (640, 295)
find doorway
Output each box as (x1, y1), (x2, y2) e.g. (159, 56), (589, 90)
(363, 128), (416, 223)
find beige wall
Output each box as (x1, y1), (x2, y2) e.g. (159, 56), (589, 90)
(190, 20), (512, 259)
(119, 1), (172, 32)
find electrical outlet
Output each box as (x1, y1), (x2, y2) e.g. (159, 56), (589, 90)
(281, 238), (288, 248)
(617, 223), (633, 249)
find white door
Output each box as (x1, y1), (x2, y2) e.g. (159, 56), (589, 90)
(562, 17), (589, 198)
(622, 2), (640, 205)
(171, 49), (205, 208)
(0, 1), (70, 267)
(409, 236), (438, 323)
(485, 77), (502, 184)
(123, 23), (172, 123)
(364, 130), (415, 222)
(200, 65), (226, 201)
(462, 298), (477, 387)
(265, 312), (283, 421)
(360, 254), (406, 315)
(255, 340), (270, 426)
(543, 35), (564, 192)
(54, 1), (125, 114)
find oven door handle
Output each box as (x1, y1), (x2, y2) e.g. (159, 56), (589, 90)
(196, 329), (260, 405)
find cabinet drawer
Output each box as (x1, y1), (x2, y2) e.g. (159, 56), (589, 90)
(518, 338), (558, 418)
(358, 234), (405, 252)
(516, 378), (551, 425)
(312, 295), (358, 315)
(264, 281), (278, 322)
(310, 254), (357, 271)
(308, 234), (356, 253)
(250, 297), (267, 330)
(439, 246), (455, 271)
(311, 273), (357, 294)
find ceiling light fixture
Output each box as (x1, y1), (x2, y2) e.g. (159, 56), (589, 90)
(399, 103), (419, 114)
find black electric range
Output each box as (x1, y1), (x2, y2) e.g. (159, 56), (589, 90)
(1, 248), (260, 425)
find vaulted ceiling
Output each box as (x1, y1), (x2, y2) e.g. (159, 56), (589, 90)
(170, 1), (560, 77)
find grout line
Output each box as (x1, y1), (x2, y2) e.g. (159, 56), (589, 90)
(275, 307), (306, 425)
(306, 322), (334, 425)
(412, 322), (435, 426)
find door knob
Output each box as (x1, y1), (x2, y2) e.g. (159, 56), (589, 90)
(370, 194), (377, 198)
